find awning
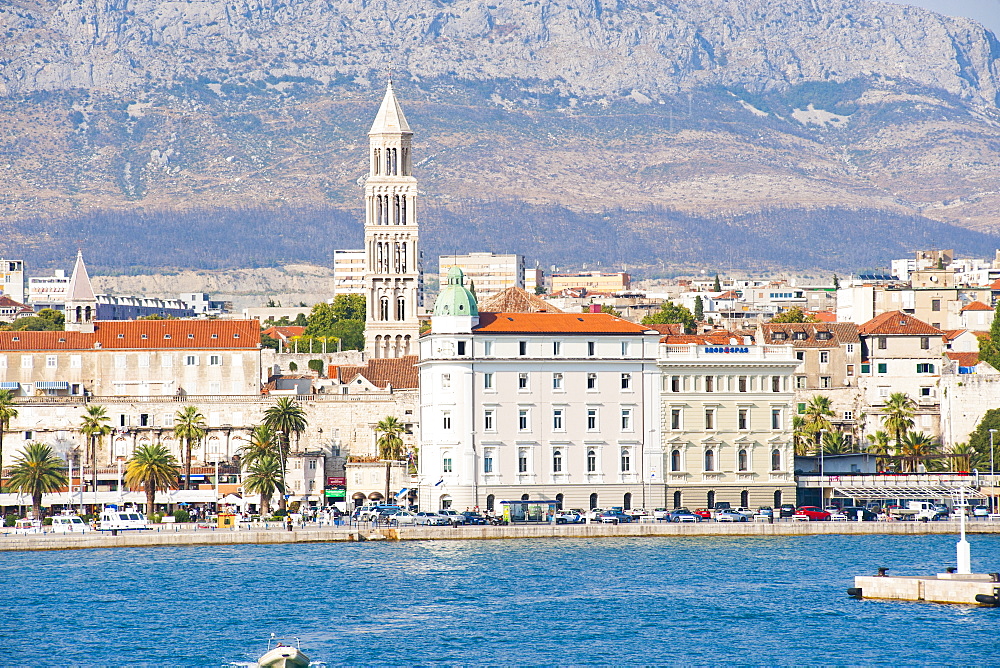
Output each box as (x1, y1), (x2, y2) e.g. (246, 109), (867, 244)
(832, 485), (986, 500)
(35, 381), (69, 390)
(0, 382), (19, 390)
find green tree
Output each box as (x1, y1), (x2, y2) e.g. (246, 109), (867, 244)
(770, 307), (818, 323)
(327, 320), (365, 350)
(882, 392), (916, 454)
(693, 295), (704, 321)
(243, 453), (284, 516)
(262, 398), (308, 512)
(582, 304), (622, 317)
(173, 406), (207, 491)
(7, 442), (67, 521)
(792, 415), (810, 456)
(642, 301), (696, 334)
(79, 404), (111, 501)
(977, 303), (1000, 371)
(11, 308), (65, 331)
(376, 416), (405, 503)
(802, 395), (835, 453)
(865, 431), (893, 471)
(832, 274), (840, 289)
(822, 431), (851, 455)
(330, 294), (366, 322)
(967, 408), (1000, 470)
(898, 432), (940, 473)
(304, 302), (338, 336)
(260, 333), (280, 350)
(712, 274), (721, 292)
(292, 313), (308, 327)
(125, 443), (180, 515)
(949, 442), (984, 472)
(239, 425), (279, 470)
(0, 389), (19, 486)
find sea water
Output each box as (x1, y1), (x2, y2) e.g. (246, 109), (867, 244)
(1, 534), (997, 665)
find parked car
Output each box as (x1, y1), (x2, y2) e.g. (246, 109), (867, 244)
(735, 507), (755, 518)
(842, 506), (878, 522)
(652, 508), (670, 520)
(582, 508), (605, 521)
(415, 511), (450, 526)
(438, 509), (466, 526)
(390, 510), (420, 526)
(624, 508), (646, 519)
(598, 510), (632, 524)
(972, 505), (990, 518)
(461, 511), (488, 525)
(755, 506), (774, 519)
(355, 505), (400, 522)
(778, 504), (796, 518)
(555, 511), (583, 524)
(692, 508), (713, 519)
(667, 510), (701, 523)
(794, 506), (831, 521)
(715, 509), (749, 523)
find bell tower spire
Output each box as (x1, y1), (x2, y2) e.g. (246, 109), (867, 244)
(363, 82), (420, 358)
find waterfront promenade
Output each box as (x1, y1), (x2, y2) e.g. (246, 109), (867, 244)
(3, 519), (999, 551)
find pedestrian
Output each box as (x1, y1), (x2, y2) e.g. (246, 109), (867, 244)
(286, 514), (293, 532)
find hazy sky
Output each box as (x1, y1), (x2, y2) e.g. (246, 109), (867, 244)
(891, 1), (1000, 35)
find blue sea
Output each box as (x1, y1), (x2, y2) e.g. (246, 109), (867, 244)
(1, 535), (997, 665)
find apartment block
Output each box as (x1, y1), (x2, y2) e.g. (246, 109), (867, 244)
(438, 252), (525, 300)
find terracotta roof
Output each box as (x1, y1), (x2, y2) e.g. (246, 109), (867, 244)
(478, 286), (564, 314)
(0, 320), (260, 351)
(941, 329), (968, 342)
(645, 324), (684, 336)
(0, 295), (35, 315)
(990, 279), (1000, 290)
(336, 356), (418, 389)
(716, 290), (739, 299)
(858, 311), (942, 336)
(812, 311), (837, 323)
(661, 332), (754, 345)
(760, 322), (859, 347)
(961, 301), (993, 312)
(947, 352), (980, 367)
(474, 312), (652, 334)
(262, 326), (307, 340)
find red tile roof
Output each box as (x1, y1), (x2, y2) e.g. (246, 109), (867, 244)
(474, 312), (652, 334)
(262, 326), (307, 340)
(941, 329), (968, 342)
(336, 356), (418, 389)
(644, 324), (684, 336)
(990, 279), (1000, 290)
(961, 301), (993, 312)
(946, 352), (980, 367)
(760, 322), (859, 346)
(661, 331), (755, 345)
(0, 294), (33, 314)
(0, 320), (260, 351)
(812, 311), (837, 322)
(858, 311), (942, 336)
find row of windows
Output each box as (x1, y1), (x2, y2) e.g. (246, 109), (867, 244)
(446, 407), (636, 433)
(875, 336), (933, 350)
(447, 340), (641, 358)
(664, 375), (786, 393)
(860, 362), (936, 374)
(669, 448), (783, 473)
(469, 371), (634, 392)
(669, 407), (784, 431)
(0, 354), (240, 369)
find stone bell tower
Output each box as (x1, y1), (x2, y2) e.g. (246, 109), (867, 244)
(363, 82), (421, 359)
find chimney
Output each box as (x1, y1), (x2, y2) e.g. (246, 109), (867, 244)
(589, 304), (602, 313)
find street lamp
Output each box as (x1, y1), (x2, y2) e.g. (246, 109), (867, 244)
(819, 429), (828, 508)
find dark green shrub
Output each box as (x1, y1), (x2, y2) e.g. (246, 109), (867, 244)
(173, 509), (191, 523)
(42, 517), (53, 525)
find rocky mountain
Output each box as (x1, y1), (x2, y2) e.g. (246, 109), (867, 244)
(2, 0), (1000, 275)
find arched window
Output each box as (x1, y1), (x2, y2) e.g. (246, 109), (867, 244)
(394, 194), (401, 225)
(705, 449), (715, 472)
(373, 148), (381, 175)
(620, 448), (630, 472)
(84, 306), (92, 321)
(671, 449), (681, 472)
(738, 449), (748, 472)
(520, 493), (529, 501)
(707, 490), (716, 508)
(771, 449), (781, 471)
(555, 493), (564, 510)
(486, 494), (495, 512)
(774, 490), (782, 507)
(518, 449), (528, 473)
(741, 490), (749, 508)
(400, 242), (407, 272)
(386, 150), (392, 175)
(401, 194), (407, 225)
(396, 297), (406, 321)
(379, 297), (389, 321)
(673, 490), (682, 509)
(623, 492), (632, 511)
(75, 306), (82, 322)
(377, 243), (384, 273)
(587, 449), (597, 473)
(375, 195), (382, 225)
(402, 335), (411, 355)
(394, 242), (401, 272)
(392, 148), (398, 175)
(402, 147), (409, 175)
(552, 450), (563, 473)
(589, 492), (598, 510)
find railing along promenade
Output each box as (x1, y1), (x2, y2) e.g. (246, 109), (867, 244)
(11, 392), (408, 406)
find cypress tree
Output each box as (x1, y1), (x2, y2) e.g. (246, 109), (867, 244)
(713, 274), (721, 292)
(694, 295), (704, 321)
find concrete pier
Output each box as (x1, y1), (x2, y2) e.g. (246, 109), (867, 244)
(1, 519), (998, 552)
(852, 572), (1000, 606)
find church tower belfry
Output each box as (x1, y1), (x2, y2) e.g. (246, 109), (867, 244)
(364, 82), (421, 358)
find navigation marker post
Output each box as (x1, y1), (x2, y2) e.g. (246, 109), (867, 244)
(957, 487), (971, 574)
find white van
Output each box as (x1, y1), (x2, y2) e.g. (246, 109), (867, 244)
(98, 509), (149, 532)
(51, 514), (91, 534)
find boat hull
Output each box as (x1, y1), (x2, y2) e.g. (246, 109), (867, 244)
(257, 646), (310, 668)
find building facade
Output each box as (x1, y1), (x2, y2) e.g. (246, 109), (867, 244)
(438, 252), (525, 300)
(363, 83), (421, 359)
(0, 259), (25, 303)
(333, 249), (367, 296)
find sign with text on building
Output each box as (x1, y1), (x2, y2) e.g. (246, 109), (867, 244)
(325, 489), (346, 500)
(327, 476), (346, 487)
(703, 346), (750, 354)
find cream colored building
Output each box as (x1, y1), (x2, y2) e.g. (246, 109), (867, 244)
(333, 249), (366, 296)
(438, 252), (524, 300)
(0, 259), (25, 304)
(550, 271), (630, 294)
(658, 336), (799, 510)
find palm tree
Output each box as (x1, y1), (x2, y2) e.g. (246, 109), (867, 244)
(898, 431), (940, 473)
(262, 398), (307, 512)
(882, 392), (916, 455)
(0, 389), (18, 485)
(243, 453), (284, 516)
(376, 416), (405, 503)
(79, 404), (111, 504)
(791, 415), (810, 456)
(865, 431), (893, 471)
(822, 431), (851, 455)
(7, 443), (68, 521)
(173, 406), (207, 491)
(124, 443), (180, 516)
(803, 395), (835, 454)
(239, 425), (279, 470)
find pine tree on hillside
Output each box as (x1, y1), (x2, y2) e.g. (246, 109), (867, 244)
(978, 301), (1000, 371)
(713, 274), (721, 292)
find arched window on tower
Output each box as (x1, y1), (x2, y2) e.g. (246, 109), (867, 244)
(75, 306), (82, 322)
(402, 147), (409, 175)
(377, 243), (384, 273)
(375, 196), (382, 225)
(84, 306), (92, 322)
(401, 194), (407, 225)
(380, 297), (389, 321)
(373, 148), (381, 175)
(391, 148), (398, 175)
(385, 150), (392, 176)
(394, 243), (401, 273)
(394, 194), (401, 225)
(400, 242), (407, 273)
(397, 297), (405, 321)
(382, 195), (389, 225)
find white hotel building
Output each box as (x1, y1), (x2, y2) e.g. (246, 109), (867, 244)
(417, 268), (798, 513)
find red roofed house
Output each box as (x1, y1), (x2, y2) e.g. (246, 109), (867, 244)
(261, 326), (306, 345)
(858, 311), (944, 441)
(0, 294), (36, 323)
(959, 300), (994, 331)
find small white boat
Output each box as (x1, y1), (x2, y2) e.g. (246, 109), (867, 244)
(51, 513), (91, 534)
(257, 637), (310, 668)
(12, 519), (42, 535)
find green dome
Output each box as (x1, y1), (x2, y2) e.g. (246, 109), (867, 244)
(434, 266), (479, 317)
